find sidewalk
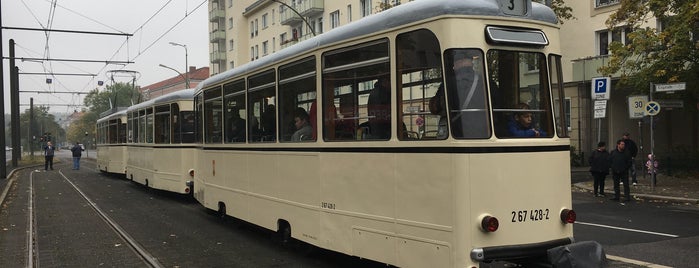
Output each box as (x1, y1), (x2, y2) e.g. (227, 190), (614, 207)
(571, 166), (699, 204)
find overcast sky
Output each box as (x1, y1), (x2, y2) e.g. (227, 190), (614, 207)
(2, 0), (209, 114)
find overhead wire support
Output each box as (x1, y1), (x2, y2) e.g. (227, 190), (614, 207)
(4, 56), (133, 64)
(19, 72), (96, 76)
(19, 90), (89, 94)
(1, 26), (132, 36)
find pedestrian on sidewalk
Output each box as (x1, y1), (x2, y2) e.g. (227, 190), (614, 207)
(71, 142), (84, 170)
(609, 139), (632, 202)
(622, 132), (638, 185)
(589, 141), (610, 197)
(44, 141), (55, 171)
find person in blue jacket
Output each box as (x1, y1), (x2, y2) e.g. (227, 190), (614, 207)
(508, 103), (546, 137)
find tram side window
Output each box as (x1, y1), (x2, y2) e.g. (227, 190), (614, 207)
(223, 80), (246, 143)
(129, 112), (137, 143)
(138, 110), (146, 143)
(146, 108), (154, 143)
(195, 93), (203, 143)
(279, 57), (316, 142)
(204, 87), (224, 143)
(443, 49), (490, 139)
(549, 54), (568, 138)
(154, 105), (170, 144)
(248, 70), (276, 142)
(108, 120), (118, 144)
(322, 39), (390, 141)
(118, 120), (127, 143)
(396, 29), (444, 140)
(488, 50), (554, 138)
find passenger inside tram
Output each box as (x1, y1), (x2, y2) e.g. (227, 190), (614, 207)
(226, 108), (246, 142)
(508, 103), (547, 137)
(291, 108), (313, 141)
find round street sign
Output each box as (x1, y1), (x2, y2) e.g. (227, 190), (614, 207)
(645, 101), (661, 116)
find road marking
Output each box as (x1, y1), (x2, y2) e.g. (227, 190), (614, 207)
(576, 221), (679, 237)
(606, 255), (673, 268)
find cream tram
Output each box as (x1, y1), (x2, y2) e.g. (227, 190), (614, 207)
(192, 0), (595, 267)
(96, 108), (128, 174)
(124, 89), (197, 194)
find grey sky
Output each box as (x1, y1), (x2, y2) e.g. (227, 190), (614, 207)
(2, 0), (209, 113)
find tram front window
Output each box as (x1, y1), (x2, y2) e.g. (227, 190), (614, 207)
(488, 50), (554, 138)
(442, 49), (490, 139)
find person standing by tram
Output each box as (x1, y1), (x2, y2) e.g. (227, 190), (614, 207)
(589, 141), (610, 197)
(44, 141), (55, 171)
(71, 141), (85, 170)
(609, 139), (632, 202)
(621, 132), (639, 185)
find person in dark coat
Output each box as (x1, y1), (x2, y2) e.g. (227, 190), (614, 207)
(44, 141), (55, 170)
(622, 132), (639, 185)
(70, 142), (84, 170)
(589, 141), (610, 197)
(609, 139), (632, 202)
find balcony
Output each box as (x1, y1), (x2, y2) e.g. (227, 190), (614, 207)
(571, 55), (622, 82)
(209, 30), (226, 43)
(210, 51), (226, 63)
(209, 9), (225, 22)
(298, 0), (323, 17)
(280, 7), (302, 25)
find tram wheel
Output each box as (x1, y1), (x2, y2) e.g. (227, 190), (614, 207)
(276, 220), (292, 245)
(217, 202), (226, 219)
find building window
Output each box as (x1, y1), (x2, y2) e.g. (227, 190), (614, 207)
(229, 61), (235, 69)
(228, 0), (233, 8)
(564, 98), (571, 131)
(229, 39), (234, 51)
(330, 10), (340, 28)
(255, 45), (259, 59)
(228, 17), (233, 29)
(255, 19), (259, 36)
(262, 41), (269, 56)
(316, 17), (323, 34)
(595, 0), (620, 8)
(597, 27), (632, 55)
(360, 0), (372, 17)
(250, 47), (255, 61)
(347, 5), (352, 23)
(262, 13), (269, 29)
(250, 21), (254, 38)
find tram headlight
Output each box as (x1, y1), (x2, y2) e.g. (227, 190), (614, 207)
(560, 209), (576, 224)
(480, 215), (499, 232)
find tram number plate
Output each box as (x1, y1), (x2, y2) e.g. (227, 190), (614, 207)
(511, 209), (550, 222)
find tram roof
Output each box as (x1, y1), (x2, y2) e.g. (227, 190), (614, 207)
(127, 88), (195, 113)
(97, 107), (128, 123)
(196, 0), (557, 92)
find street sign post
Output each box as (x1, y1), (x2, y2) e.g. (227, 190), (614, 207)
(645, 101), (660, 116)
(655, 82), (686, 93)
(628, 95), (648, 119)
(591, 77), (611, 100)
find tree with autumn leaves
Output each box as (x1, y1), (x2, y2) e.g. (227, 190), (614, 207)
(601, 0), (698, 111)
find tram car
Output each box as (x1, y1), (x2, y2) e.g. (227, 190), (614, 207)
(188, 0), (602, 267)
(96, 108), (128, 174)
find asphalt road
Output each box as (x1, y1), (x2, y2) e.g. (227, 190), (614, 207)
(571, 172), (699, 268)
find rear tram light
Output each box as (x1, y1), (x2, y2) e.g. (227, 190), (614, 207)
(189, 169), (195, 177)
(560, 209), (576, 224)
(481, 216), (499, 232)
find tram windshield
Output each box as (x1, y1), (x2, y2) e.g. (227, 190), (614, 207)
(487, 50), (554, 138)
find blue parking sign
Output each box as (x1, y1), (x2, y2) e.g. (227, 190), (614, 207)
(591, 77), (611, 100)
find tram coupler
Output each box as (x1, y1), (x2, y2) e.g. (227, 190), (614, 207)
(546, 240), (606, 267)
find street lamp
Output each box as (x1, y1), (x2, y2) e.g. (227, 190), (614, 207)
(168, 42), (190, 88)
(159, 64), (187, 91)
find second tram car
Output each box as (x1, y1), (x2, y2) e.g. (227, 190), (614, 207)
(96, 108), (128, 174)
(124, 89), (197, 194)
(189, 0), (600, 267)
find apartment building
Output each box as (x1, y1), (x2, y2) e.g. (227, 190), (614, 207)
(208, 0), (403, 75)
(208, 0), (696, 161)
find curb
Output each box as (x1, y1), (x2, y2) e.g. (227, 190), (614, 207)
(573, 183), (699, 204)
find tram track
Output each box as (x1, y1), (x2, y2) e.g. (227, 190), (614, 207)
(26, 169), (164, 268)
